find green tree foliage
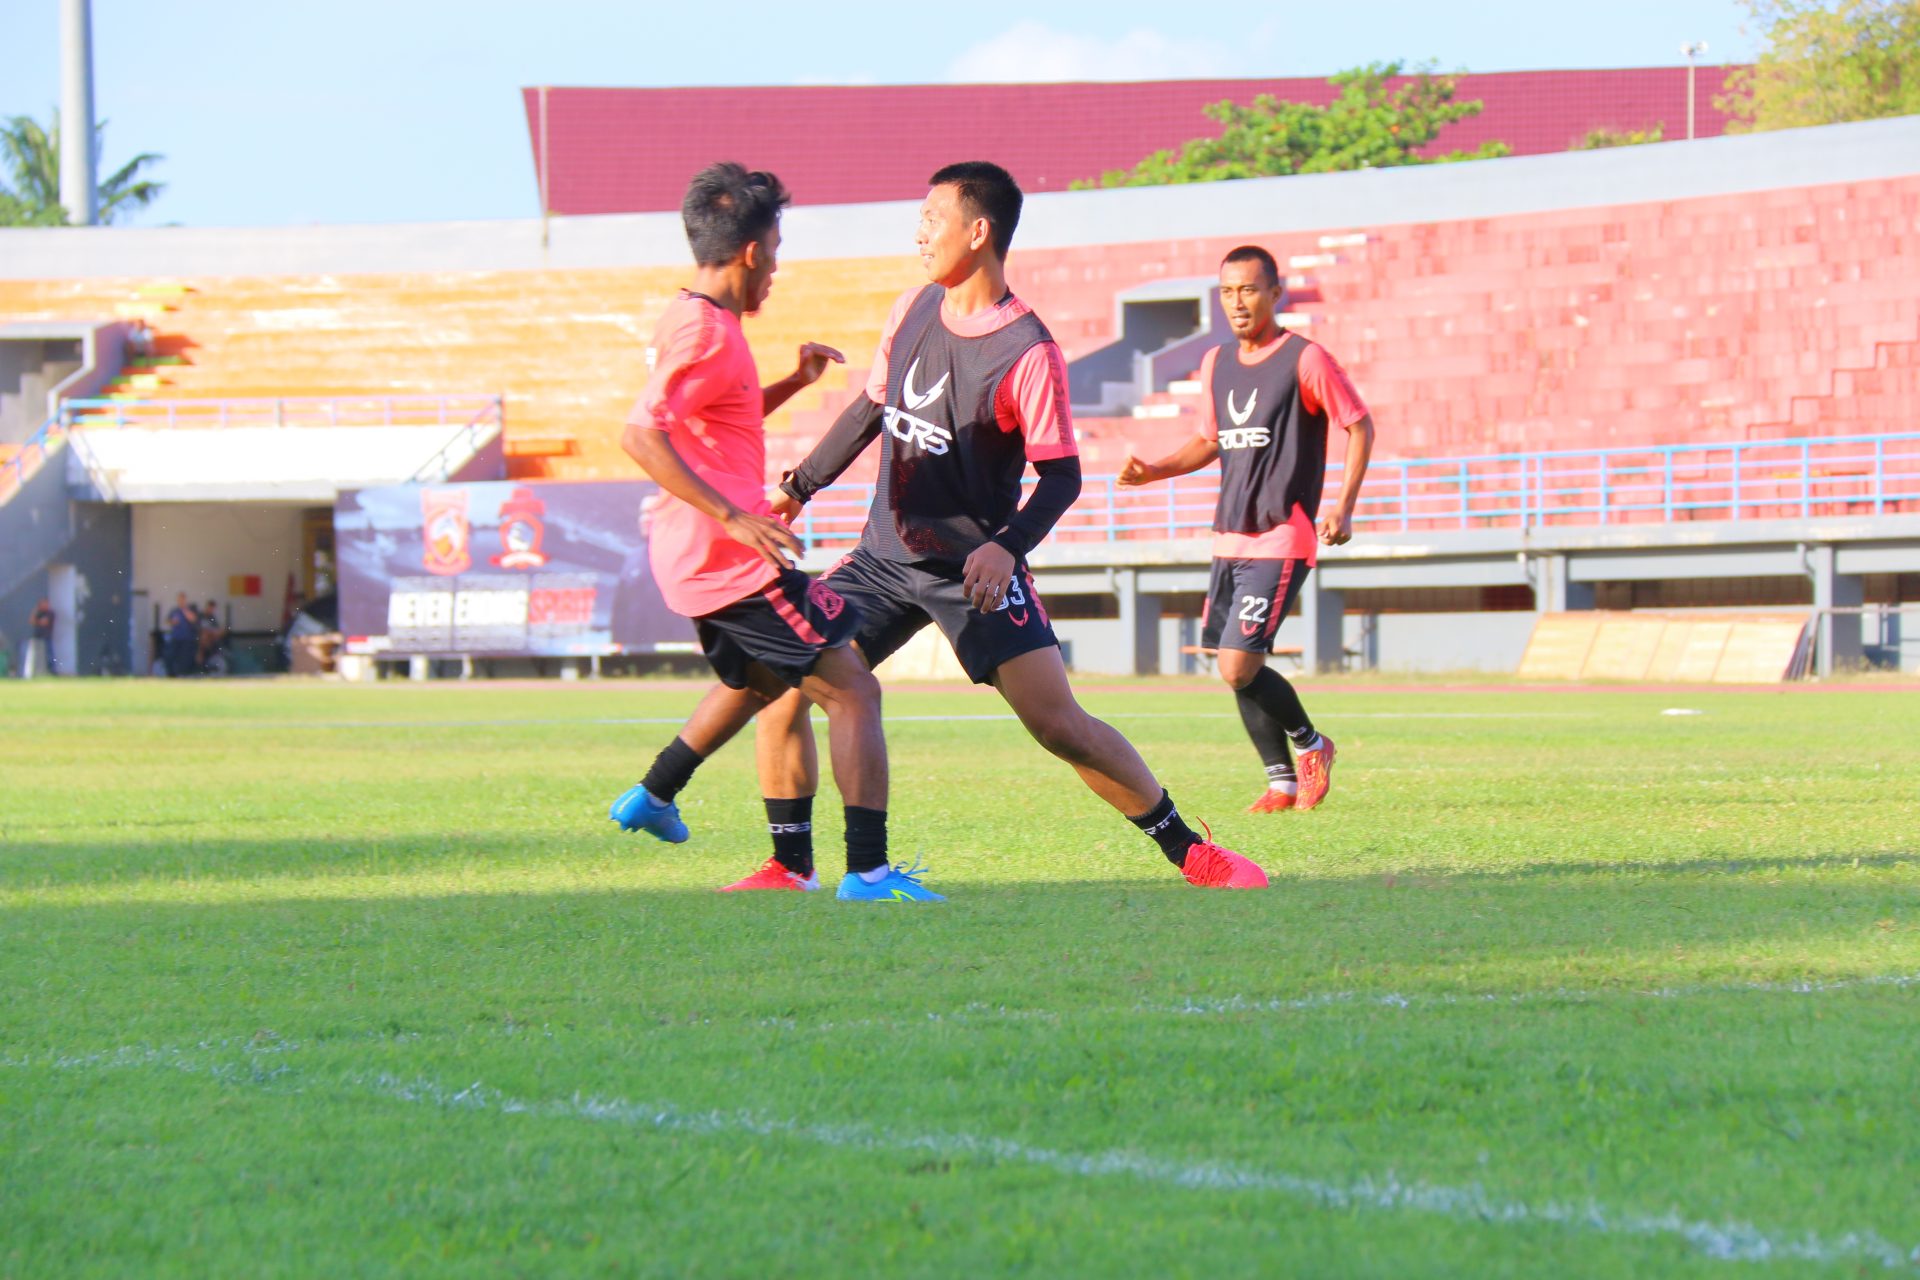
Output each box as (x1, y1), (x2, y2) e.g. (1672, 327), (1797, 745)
(1073, 62), (1510, 190)
(1717, 0), (1920, 131)
(1572, 123), (1667, 149)
(0, 112), (165, 227)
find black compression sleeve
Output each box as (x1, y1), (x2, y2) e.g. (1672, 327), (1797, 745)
(990, 455), (1083, 559)
(780, 396), (884, 503)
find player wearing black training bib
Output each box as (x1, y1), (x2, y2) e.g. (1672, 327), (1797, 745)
(1120, 245), (1377, 814)
(788, 281), (1068, 683)
(768, 162), (1269, 890)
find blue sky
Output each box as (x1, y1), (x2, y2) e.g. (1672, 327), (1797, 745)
(1, 0), (1763, 227)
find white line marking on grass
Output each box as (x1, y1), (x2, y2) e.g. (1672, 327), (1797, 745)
(360, 1073), (1918, 1269)
(266, 710), (1569, 731)
(1167, 972), (1920, 1017)
(15, 1025), (1919, 1268)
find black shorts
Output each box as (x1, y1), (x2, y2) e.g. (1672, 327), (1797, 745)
(1201, 557), (1311, 653)
(820, 546), (1059, 685)
(694, 567), (860, 690)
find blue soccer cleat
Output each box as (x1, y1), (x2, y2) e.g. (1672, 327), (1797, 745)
(608, 784), (689, 844)
(835, 859), (945, 902)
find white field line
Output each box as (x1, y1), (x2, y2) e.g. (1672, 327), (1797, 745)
(746, 972), (1920, 1036)
(250, 710), (1572, 731)
(1166, 971), (1920, 1017)
(355, 1075), (1917, 1269)
(7, 1039), (1912, 1266)
(11, 1022), (1917, 1268)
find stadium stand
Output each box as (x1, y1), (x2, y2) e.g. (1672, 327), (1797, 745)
(18, 168), (1903, 493)
(0, 261), (920, 482)
(4, 115), (1915, 676)
(1044, 174), (1920, 466)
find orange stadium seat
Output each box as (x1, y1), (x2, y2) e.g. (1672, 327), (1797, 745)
(0, 259), (921, 483)
(0, 174), (1912, 488)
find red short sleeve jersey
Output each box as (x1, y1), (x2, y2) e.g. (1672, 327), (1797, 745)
(628, 291), (779, 617)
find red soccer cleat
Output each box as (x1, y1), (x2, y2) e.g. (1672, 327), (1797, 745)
(718, 859), (820, 892)
(1295, 735), (1337, 811)
(1180, 828), (1269, 889)
(1247, 788), (1296, 814)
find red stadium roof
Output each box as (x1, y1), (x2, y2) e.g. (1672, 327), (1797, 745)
(521, 67), (1740, 215)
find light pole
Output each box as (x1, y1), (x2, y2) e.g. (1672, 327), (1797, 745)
(59, 0), (96, 225)
(1680, 41), (1709, 141)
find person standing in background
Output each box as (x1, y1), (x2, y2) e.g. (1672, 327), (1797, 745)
(164, 594), (198, 678)
(22, 598), (56, 677)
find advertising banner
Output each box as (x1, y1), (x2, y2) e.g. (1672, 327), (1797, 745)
(336, 480), (694, 657)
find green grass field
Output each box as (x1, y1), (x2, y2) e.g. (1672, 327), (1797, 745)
(3, 679), (1916, 1277)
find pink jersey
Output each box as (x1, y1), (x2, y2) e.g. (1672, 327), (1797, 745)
(864, 287), (1078, 461)
(1197, 333), (1369, 565)
(628, 291), (779, 618)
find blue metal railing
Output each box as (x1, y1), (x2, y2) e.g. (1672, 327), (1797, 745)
(790, 430), (1920, 552)
(410, 396), (508, 483)
(61, 393), (502, 431)
(0, 414), (64, 505)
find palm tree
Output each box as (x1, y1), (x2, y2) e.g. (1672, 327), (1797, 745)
(0, 112), (164, 227)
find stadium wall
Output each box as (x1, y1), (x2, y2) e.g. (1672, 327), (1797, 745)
(517, 68), (1742, 214)
(130, 505), (307, 639)
(0, 450), (132, 676)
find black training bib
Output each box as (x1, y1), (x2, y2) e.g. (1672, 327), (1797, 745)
(1207, 335), (1330, 535)
(862, 285), (1052, 564)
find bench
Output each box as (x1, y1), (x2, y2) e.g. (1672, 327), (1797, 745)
(1179, 643), (1365, 674)
(1180, 644), (1306, 674)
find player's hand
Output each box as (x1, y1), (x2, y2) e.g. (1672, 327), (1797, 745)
(791, 342), (846, 388)
(961, 541), (1016, 612)
(768, 489), (805, 524)
(1116, 452), (1159, 487)
(1318, 510), (1353, 546)
(722, 508), (804, 570)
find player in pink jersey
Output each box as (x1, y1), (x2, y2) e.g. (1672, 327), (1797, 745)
(1120, 245), (1377, 813)
(609, 162), (941, 902)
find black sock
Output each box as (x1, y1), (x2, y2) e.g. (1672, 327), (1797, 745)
(640, 736), (704, 803)
(1245, 666), (1315, 745)
(1234, 683), (1296, 782)
(1128, 790), (1201, 867)
(764, 797), (814, 877)
(844, 805), (888, 875)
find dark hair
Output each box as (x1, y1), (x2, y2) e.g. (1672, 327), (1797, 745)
(682, 162), (791, 268)
(929, 161), (1022, 259)
(1221, 244), (1281, 287)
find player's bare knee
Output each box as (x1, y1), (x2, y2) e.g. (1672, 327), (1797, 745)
(1028, 710), (1095, 763)
(809, 653), (880, 717)
(1217, 652), (1261, 690)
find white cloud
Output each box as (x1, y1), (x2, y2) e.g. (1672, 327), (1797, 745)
(946, 21), (1237, 84)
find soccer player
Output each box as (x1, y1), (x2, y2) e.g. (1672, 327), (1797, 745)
(763, 162), (1266, 890)
(1118, 245), (1376, 812)
(607, 162), (941, 903)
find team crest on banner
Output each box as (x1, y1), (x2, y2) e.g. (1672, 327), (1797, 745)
(420, 489), (472, 576)
(491, 486), (551, 569)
